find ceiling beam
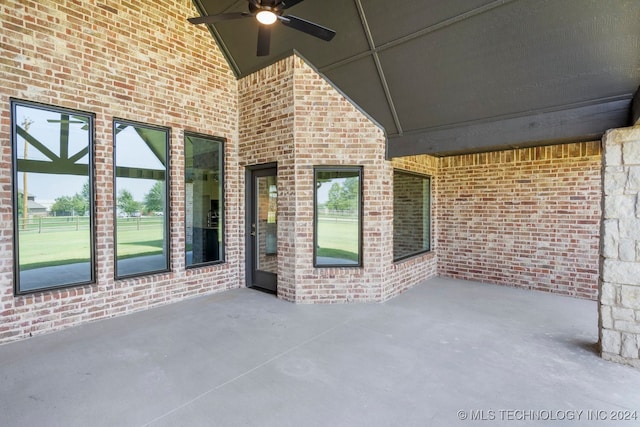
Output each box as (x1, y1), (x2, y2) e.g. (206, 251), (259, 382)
(353, 0), (402, 134)
(387, 98), (632, 158)
(320, 0), (515, 74)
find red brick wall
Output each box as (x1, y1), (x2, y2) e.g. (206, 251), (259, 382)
(291, 57), (388, 303)
(437, 143), (602, 299)
(238, 57), (439, 303)
(386, 155), (438, 299)
(0, 1), (602, 345)
(239, 56), (391, 303)
(393, 172), (430, 256)
(238, 57), (296, 299)
(0, 0), (241, 342)
(290, 58), (441, 303)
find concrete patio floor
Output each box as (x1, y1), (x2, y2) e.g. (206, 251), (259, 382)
(1, 277), (639, 427)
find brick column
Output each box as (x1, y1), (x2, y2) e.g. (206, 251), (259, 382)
(600, 127), (640, 368)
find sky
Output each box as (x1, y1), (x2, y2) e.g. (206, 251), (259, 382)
(16, 104), (354, 207)
(16, 105), (162, 202)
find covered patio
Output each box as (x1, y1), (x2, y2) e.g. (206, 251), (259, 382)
(1, 277), (638, 426)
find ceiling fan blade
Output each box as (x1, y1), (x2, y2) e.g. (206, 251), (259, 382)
(188, 12), (251, 25)
(281, 0), (305, 9)
(279, 15), (336, 41)
(257, 25), (271, 56)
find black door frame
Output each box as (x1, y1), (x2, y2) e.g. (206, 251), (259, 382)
(245, 163), (278, 293)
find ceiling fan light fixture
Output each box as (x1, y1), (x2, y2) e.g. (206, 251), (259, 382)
(187, 0), (337, 57)
(256, 10), (277, 25)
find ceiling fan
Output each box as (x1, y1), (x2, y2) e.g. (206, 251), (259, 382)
(188, 0), (336, 56)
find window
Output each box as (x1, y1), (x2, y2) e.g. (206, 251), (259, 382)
(393, 170), (431, 261)
(314, 167), (362, 267)
(114, 120), (169, 278)
(185, 133), (224, 267)
(11, 100), (95, 294)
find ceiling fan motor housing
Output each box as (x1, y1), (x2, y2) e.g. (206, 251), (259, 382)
(249, 0), (282, 15)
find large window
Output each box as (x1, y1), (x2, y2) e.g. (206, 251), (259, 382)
(314, 167), (362, 267)
(114, 120), (169, 278)
(11, 100), (95, 294)
(393, 170), (431, 261)
(185, 133), (224, 267)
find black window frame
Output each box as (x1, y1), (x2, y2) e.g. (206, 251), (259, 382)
(184, 131), (225, 268)
(11, 98), (96, 295)
(113, 118), (171, 279)
(393, 169), (432, 262)
(313, 166), (363, 268)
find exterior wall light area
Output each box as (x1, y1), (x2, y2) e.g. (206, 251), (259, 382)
(256, 11), (277, 25)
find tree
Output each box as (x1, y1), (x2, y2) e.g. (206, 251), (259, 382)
(326, 182), (343, 211)
(341, 177), (359, 211)
(144, 181), (164, 213)
(80, 180), (90, 208)
(16, 191), (23, 216)
(117, 189), (142, 216)
(51, 195), (76, 216)
(71, 193), (88, 216)
(49, 180), (90, 216)
(326, 178), (359, 213)
(72, 180), (91, 216)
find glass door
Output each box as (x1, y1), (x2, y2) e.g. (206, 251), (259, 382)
(248, 166), (277, 292)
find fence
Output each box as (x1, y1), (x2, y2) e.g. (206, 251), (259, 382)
(317, 208), (359, 223)
(17, 216), (163, 233)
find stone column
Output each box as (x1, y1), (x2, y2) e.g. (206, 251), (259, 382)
(600, 127), (640, 368)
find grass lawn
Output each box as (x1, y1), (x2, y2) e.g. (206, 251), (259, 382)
(18, 218), (164, 270)
(317, 217), (359, 261)
(18, 216), (359, 268)
(116, 218), (164, 258)
(18, 230), (93, 270)
(116, 228), (164, 258)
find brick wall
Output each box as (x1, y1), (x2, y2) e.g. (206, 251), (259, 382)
(238, 56), (439, 303)
(238, 57), (296, 299)
(239, 56), (390, 302)
(386, 155), (439, 300)
(437, 143), (602, 299)
(291, 58), (441, 303)
(393, 173), (430, 256)
(1, 1), (604, 344)
(291, 56), (388, 303)
(0, 0), (241, 342)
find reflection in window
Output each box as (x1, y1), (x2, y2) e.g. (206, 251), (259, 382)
(393, 170), (431, 260)
(314, 167), (362, 267)
(256, 174), (277, 273)
(11, 100), (94, 293)
(185, 133), (224, 267)
(114, 120), (169, 277)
